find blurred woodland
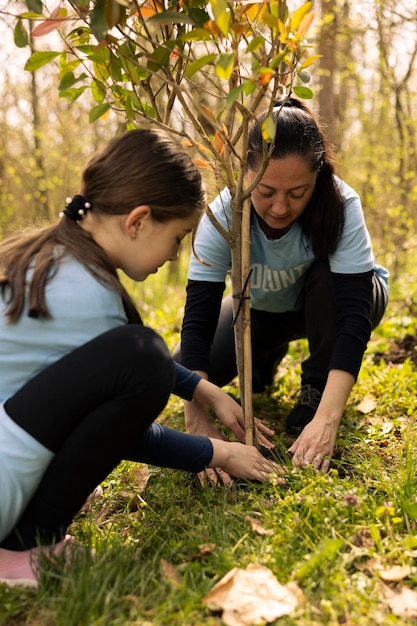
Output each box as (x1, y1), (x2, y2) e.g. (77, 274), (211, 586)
(0, 0), (417, 285)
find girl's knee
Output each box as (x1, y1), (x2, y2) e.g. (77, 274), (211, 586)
(105, 325), (174, 386)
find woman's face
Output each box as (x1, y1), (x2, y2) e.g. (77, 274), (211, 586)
(248, 155), (317, 234)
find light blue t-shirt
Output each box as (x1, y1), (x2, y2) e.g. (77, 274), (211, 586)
(0, 255), (128, 403)
(189, 179), (389, 313)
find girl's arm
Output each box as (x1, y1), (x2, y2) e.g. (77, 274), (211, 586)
(132, 423), (284, 484)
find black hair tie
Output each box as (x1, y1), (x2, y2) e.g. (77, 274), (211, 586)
(60, 194), (91, 221)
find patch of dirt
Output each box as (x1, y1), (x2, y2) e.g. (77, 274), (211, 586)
(375, 332), (417, 366)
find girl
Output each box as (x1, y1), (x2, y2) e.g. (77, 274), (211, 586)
(175, 97), (389, 481)
(0, 129), (280, 587)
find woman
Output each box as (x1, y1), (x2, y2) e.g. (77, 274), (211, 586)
(175, 97), (388, 480)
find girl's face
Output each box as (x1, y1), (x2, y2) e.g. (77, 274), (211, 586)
(121, 213), (198, 282)
(85, 208), (198, 282)
(247, 155), (317, 235)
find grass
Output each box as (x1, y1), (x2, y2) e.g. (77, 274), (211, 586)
(2, 262), (417, 625)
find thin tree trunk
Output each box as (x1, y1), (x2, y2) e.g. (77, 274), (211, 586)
(29, 18), (49, 220)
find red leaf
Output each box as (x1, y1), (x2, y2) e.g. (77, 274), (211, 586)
(31, 5), (67, 37)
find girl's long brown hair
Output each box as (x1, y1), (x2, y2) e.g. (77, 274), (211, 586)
(1, 128), (206, 323)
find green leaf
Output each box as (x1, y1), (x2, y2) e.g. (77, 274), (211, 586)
(297, 69), (311, 84)
(120, 56), (149, 83)
(66, 27), (91, 44)
(262, 13), (279, 31)
(404, 502), (417, 520)
(147, 45), (173, 72)
(226, 84), (246, 107)
(94, 61), (110, 82)
(188, 8), (210, 27)
(226, 81), (255, 107)
(25, 0), (43, 13)
(59, 86), (87, 101)
(246, 36), (264, 54)
(24, 50), (61, 71)
(91, 79), (107, 103)
(109, 52), (123, 82)
(293, 85), (313, 99)
(181, 28), (212, 42)
(89, 102), (111, 122)
(269, 50), (290, 70)
(215, 52), (235, 80)
(59, 58), (82, 75)
(14, 19), (29, 48)
(58, 71), (87, 90)
(124, 93), (134, 122)
(210, 0), (230, 37)
(184, 53), (217, 78)
(90, 0), (109, 42)
(147, 11), (195, 25)
(261, 114), (276, 143)
(105, 0), (124, 29)
(58, 71), (77, 90)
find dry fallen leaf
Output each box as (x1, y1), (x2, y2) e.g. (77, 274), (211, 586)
(352, 527), (376, 549)
(190, 543), (217, 561)
(378, 565), (412, 582)
(160, 558), (183, 589)
(383, 583), (417, 617)
(131, 464), (151, 493)
(245, 515), (274, 536)
(356, 394), (377, 414)
(203, 563), (302, 625)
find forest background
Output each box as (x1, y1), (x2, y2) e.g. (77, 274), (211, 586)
(2, 0), (417, 625)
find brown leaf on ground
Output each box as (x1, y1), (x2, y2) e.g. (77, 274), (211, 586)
(160, 558), (183, 589)
(364, 558), (412, 582)
(131, 464), (151, 494)
(189, 543), (217, 560)
(356, 394), (377, 414)
(382, 583), (417, 617)
(203, 563), (303, 625)
(352, 527), (376, 549)
(245, 515), (274, 536)
(378, 564), (412, 582)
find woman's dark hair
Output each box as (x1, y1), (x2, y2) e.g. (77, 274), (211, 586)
(1, 128), (206, 323)
(247, 97), (345, 258)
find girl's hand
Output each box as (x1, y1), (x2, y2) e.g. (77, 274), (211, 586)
(208, 439), (286, 485)
(192, 378), (275, 447)
(186, 378), (276, 485)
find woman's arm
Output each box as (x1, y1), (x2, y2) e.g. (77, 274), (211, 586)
(288, 368), (354, 472)
(289, 271), (373, 471)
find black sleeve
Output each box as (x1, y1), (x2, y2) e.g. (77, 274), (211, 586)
(330, 271), (373, 379)
(180, 279), (225, 372)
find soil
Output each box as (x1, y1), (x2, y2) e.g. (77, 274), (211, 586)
(375, 331), (417, 366)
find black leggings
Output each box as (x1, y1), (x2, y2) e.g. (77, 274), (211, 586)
(1, 325), (175, 550)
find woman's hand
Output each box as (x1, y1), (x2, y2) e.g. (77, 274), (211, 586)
(288, 369), (354, 472)
(288, 417), (339, 472)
